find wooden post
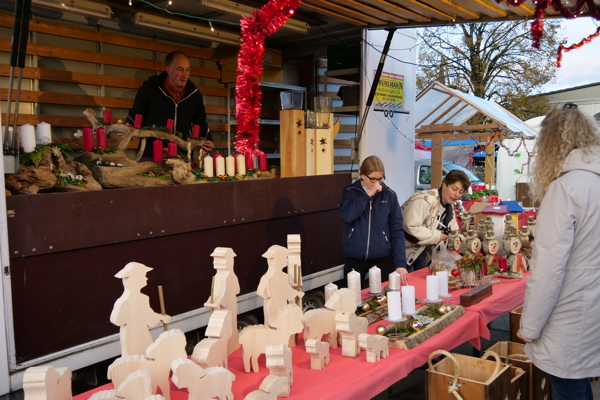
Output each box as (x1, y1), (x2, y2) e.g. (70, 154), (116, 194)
(485, 136), (495, 186)
(430, 132), (444, 189)
(280, 110), (306, 177)
(158, 286), (167, 332)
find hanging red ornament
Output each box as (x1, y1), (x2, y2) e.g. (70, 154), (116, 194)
(556, 26), (600, 67)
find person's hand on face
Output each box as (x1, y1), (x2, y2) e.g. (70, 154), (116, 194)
(362, 171), (384, 197)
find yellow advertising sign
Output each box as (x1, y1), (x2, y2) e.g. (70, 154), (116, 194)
(374, 71), (404, 113)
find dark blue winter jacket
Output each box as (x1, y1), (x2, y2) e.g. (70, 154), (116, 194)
(340, 179), (407, 269)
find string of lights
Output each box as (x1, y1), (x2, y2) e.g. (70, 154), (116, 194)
(133, 0), (241, 26)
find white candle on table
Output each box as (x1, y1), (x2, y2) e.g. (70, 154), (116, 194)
(437, 271), (449, 297)
(215, 155), (225, 176)
(236, 154), (246, 175)
(402, 285), (416, 315)
(388, 271), (401, 290)
(426, 275), (439, 301)
(204, 155), (214, 177)
(347, 269), (362, 306)
(324, 282), (338, 302)
(225, 155), (235, 176)
(387, 291), (402, 321)
(369, 266), (381, 294)
(35, 121), (52, 144)
(20, 124), (36, 153)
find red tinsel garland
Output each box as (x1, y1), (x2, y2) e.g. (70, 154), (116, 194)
(556, 26), (600, 67)
(234, 0), (301, 156)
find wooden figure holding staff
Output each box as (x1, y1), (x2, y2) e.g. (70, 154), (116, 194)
(111, 262), (171, 356)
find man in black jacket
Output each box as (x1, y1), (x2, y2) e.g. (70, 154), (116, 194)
(126, 51), (214, 157)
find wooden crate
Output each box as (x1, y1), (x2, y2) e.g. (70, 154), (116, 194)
(509, 305), (524, 344)
(426, 353), (512, 400)
(486, 341), (553, 400)
(509, 365), (527, 400)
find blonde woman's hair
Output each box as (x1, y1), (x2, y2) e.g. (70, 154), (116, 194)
(531, 105), (600, 203)
(359, 155), (385, 177)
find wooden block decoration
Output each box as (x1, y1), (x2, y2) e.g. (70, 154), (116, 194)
(305, 128), (316, 176)
(146, 329), (188, 400)
(244, 376), (286, 400)
(280, 110), (307, 178)
(192, 310), (233, 369)
(324, 288), (357, 314)
(460, 283), (493, 307)
(107, 355), (153, 395)
(203, 247), (240, 355)
(358, 333), (389, 363)
(305, 339), (331, 370)
(239, 304), (304, 373)
(302, 308), (338, 349)
(110, 262), (171, 357)
(335, 313), (368, 357)
(258, 245), (304, 326)
(314, 114), (340, 176)
(266, 343), (293, 397)
(23, 365), (72, 400)
(171, 358), (235, 400)
(116, 369), (153, 400)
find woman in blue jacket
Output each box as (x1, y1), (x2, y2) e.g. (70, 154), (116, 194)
(340, 155), (408, 289)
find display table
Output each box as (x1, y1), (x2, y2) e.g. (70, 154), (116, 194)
(74, 268), (528, 400)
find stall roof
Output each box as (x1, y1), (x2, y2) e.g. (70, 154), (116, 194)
(415, 81), (538, 139)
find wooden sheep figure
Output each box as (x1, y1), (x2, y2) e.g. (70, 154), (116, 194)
(266, 343), (293, 397)
(107, 355), (153, 395)
(203, 248), (240, 355)
(257, 245), (304, 326)
(305, 339), (330, 370)
(335, 312), (368, 357)
(358, 333), (390, 362)
(146, 329), (188, 399)
(89, 390), (119, 400)
(244, 376), (287, 400)
(116, 370), (153, 400)
(171, 358), (235, 400)
(302, 309), (338, 349)
(23, 366), (72, 400)
(192, 310), (232, 369)
(110, 262), (170, 357)
(239, 304), (303, 373)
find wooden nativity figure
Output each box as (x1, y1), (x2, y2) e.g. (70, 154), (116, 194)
(110, 262), (171, 357)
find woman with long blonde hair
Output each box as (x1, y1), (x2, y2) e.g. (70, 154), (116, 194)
(518, 104), (600, 400)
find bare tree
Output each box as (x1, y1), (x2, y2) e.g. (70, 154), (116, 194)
(417, 21), (566, 120)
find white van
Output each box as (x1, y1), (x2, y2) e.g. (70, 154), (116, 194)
(414, 158), (484, 192)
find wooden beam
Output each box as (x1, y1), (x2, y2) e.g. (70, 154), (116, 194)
(420, 0), (481, 19)
(326, 0), (409, 23)
(416, 123), (500, 134)
(386, 0), (455, 21)
(299, 3), (367, 25)
(485, 137), (495, 186)
(302, 0), (388, 25)
(361, 0), (432, 22)
(431, 132), (444, 189)
(453, 0), (506, 18)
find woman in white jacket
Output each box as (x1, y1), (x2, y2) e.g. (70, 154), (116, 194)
(518, 104), (600, 400)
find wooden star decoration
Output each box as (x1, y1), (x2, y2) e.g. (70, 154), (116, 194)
(321, 148), (326, 153)
(320, 137), (327, 145)
(516, 389), (521, 400)
(310, 139), (314, 145)
(296, 119), (303, 128)
(297, 130), (301, 135)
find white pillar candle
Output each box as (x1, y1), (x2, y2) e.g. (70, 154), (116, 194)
(387, 291), (402, 321)
(20, 124), (36, 153)
(225, 155), (236, 176)
(426, 275), (439, 301)
(437, 270), (449, 297)
(236, 154), (246, 175)
(35, 121), (52, 144)
(347, 269), (362, 306)
(204, 155), (214, 177)
(215, 155), (225, 176)
(388, 271), (401, 290)
(402, 285), (416, 315)
(324, 282), (338, 302)
(368, 266), (382, 294)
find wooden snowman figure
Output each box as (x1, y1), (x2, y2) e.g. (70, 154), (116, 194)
(504, 228), (527, 276)
(481, 230), (500, 268)
(519, 226), (532, 263)
(460, 212), (472, 234)
(446, 229), (461, 252)
(527, 216), (536, 246)
(503, 214), (516, 239)
(463, 229), (481, 255)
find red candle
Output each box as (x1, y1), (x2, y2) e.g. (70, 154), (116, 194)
(246, 152), (255, 170)
(481, 262), (488, 276)
(498, 257), (508, 272)
(96, 127), (107, 149)
(166, 119), (174, 131)
(167, 141), (177, 156)
(103, 109), (112, 124)
(258, 152), (267, 171)
(213, 153), (222, 170)
(134, 114), (143, 129)
(192, 124), (200, 137)
(153, 139), (163, 162)
(82, 127), (93, 152)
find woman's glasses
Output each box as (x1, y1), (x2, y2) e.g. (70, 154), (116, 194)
(366, 175), (385, 183)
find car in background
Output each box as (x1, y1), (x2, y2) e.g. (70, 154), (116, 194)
(414, 158), (484, 192)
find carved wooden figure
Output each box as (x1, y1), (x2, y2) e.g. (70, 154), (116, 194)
(171, 358), (235, 400)
(446, 229), (461, 252)
(505, 231), (528, 276)
(302, 308), (338, 349)
(192, 310), (232, 369)
(460, 212), (472, 234)
(266, 343), (293, 397)
(464, 229), (482, 255)
(146, 329), (188, 399)
(23, 366), (72, 400)
(335, 312), (368, 357)
(324, 288), (357, 314)
(110, 262), (170, 356)
(258, 245), (304, 326)
(244, 376), (286, 400)
(116, 370), (153, 400)
(88, 390), (119, 400)
(239, 304), (304, 373)
(287, 234), (302, 291)
(358, 333), (390, 362)
(203, 248), (240, 355)
(107, 355), (153, 395)
(305, 339), (331, 370)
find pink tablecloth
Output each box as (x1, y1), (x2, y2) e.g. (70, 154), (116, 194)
(75, 268), (527, 400)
